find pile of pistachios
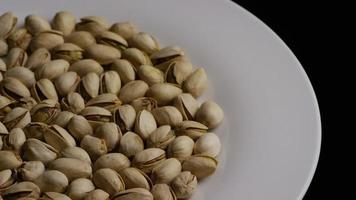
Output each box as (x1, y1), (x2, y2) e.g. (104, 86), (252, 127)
(0, 11), (224, 200)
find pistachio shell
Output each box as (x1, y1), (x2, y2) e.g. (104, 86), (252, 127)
(0, 40), (8, 56)
(76, 16), (109, 36)
(84, 189), (110, 200)
(0, 121), (9, 135)
(61, 92), (85, 114)
(52, 43), (84, 63)
(167, 136), (194, 162)
(15, 96), (38, 111)
(110, 59), (136, 84)
(50, 111), (75, 128)
(0, 150), (22, 170)
(151, 184), (177, 200)
(130, 97), (157, 112)
(23, 122), (48, 140)
(92, 168), (125, 196)
(0, 58), (6, 72)
(182, 68), (207, 97)
(22, 138), (58, 164)
(0, 169), (16, 190)
(86, 93), (121, 111)
(146, 83), (182, 106)
(85, 44), (121, 65)
(1, 77), (31, 100)
(52, 11), (76, 36)
(69, 59), (103, 77)
(2, 128), (26, 151)
(25, 48), (51, 71)
(25, 15), (51, 35)
(79, 72), (100, 100)
(0, 12), (18, 39)
(175, 120), (208, 140)
(40, 192), (72, 200)
(67, 115), (93, 141)
(182, 155), (218, 179)
(132, 148), (166, 174)
(151, 106), (183, 127)
(171, 171), (197, 199)
(110, 22), (138, 40)
(118, 167), (152, 190)
(165, 59), (193, 85)
(119, 80), (149, 103)
(1, 181), (40, 200)
(66, 178), (95, 200)
(30, 99), (60, 124)
(112, 104), (136, 132)
(150, 46), (185, 66)
(17, 161), (45, 181)
(65, 31), (96, 50)
(119, 131), (144, 158)
(194, 132), (221, 157)
(48, 158), (92, 181)
(6, 47), (28, 69)
(97, 31), (128, 51)
(30, 30), (64, 51)
(195, 101), (224, 129)
(100, 70), (121, 95)
(34, 170), (69, 193)
(3, 107), (31, 130)
(43, 125), (76, 151)
(94, 153), (130, 172)
(94, 123), (122, 151)
(122, 48), (152, 69)
(111, 188), (153, 200)
(137, 65), (164, 86)
(60, 146), (91, 163)
(80, 106), (112, 129)
(130, 32), (159, 55)
(134, 110), (157, 140)
(146, 125), (175, 149)
(31, 79), (59, 102)
(35, 59), (70, 80)
(55, 71), (80, 96)
(7, 28), (32, 50)
(80, 135), (108, 161)
(151, 158), (182, 184)
(172, 93), (199, 120)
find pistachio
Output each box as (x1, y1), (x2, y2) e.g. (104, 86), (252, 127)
(52, 43), (84, 63)
(122, 48), (152, 69)
(0, 12), (18, 39)
(65, 31), (96, 50)
(84, 189), (110, 200)
(61, 92), (85, 114)
(35, 59), (70, 80)
(146, 125), (175, 150)
(3, 107), (31, 130)
(134, 110), (157, 140)
(85, 44), (121, 65)
(195, 100), (224, 129)
(66, 178), (95, 200)
(25, 15), (51, 35)
(110, 59), (136, 84)
(30, 30), (64, 51)
(170, 171), (197, 199)
(130, 97), (157, 112)
(78, 72), (100, 100)
(43, 125), (76, 151)
(0, 58), (6, 72)
(182, 68), (207, 97)
(165, 59), (193, 85)
(0, 169), (16, 190)
(110, 22), (138, 40)
(172, 93), (199, 120)
(118, 131), (144, 158)
(94, 153), (130, 172)
(137, 65), (164, 86)
(130, 32), (159, 55)
(152, 106), (183, 127)
(52, 11), (76, 36)
(60, 146), (91, 164)
(50, 111), (75, 128)
(151, 158), (181, 184)
(0, 39), (8, 56)
(7, 28), (32, 50)
(0, 121), (9, 135)
(0, 95), (14, 121)
(2, 128), (26, 152)
(30, 99), (60, 124)
(31, 79), (59, 102)
(86, 93), (121, 111)
(80, 135), (107, 161)
(118, 167), (152, 190)
(167, 136), (194, 162)
(6, 47), (28, 69)
(5, 67), (35, 88)
(97, 31), (128, 51)
(112, 104), (136, 132)
(0, 150), (22, 170)
(66, 114), (93, 140)
(17, 161), (45, 181)
(175, 120), (208, 141)
(40, 192), (71, 200)
(55, 71), (80, 96)
(76, 16), (109, 36)
(1, 77), (31, 100)
(25, 48), (51, 71)
(22, 138), (58, 164)
(119, 80), (149, 103)
(69, 59), (103, 77)
(99, 70), (121, 95)
(182, 155), (218, 179)
(34, 170), (69, 193)
(150, 46), (185, 66)
(194, 132), (221, 157)
(23, 122), (48, 140)
(151, 184), (177, 200)
(80, 106), (112, 129)
(15, 97), (38, 110)
(111, 188), (153, 200)
(1, 181), (40, 200)
(92, 168), (125, 196)
(146, 83), (182, 106)
(48, 158), (92, 181)
(94, 123), (122, 151)
(132, 148), (166, 174)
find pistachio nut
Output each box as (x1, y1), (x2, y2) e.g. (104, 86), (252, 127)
(92, 168), (125, 196)
(132, 148), (166, 174)
(99, 70), (121, 95)
(60, 146), (91, 164)
(150, 46), (185, 66)
(34, 170), (69, 193)
(66, 178), (95, 200)
(52, 11), (76, 36)
(130, 32), (159, 55)
(61, 92), (85, 114)
(118, 131), (144, 158)
(182, 155), (218, 179)
(118, 167), (152, 190)
(122, 48), (152, 69)
(1, 181), (40, 200)
(182, 68), (207, 97)
(119, 80), (149, 103)
(151, 184), (177, 200)
(175, 120), (208, 140)
(25, 14), (51, 35)
(2, 128), (26, 152)
(15, 96), (38, 111)
(110, 59), (136, 84)
(5, 66), (36, 88)
(0, 95), (14, 120)
(151, 158), (181, 184)
(40, 192), (71, 200)
(76, 16), (109, 36)
(30, 99), (60, 123)
(172, 93), (199, 120)
(69, 59), (103, 77)
(134, 110), (157, 140)
(170, 171), (197, 199)
(35, 59), (70, 80)
(0, 150), (22, 170)
(67, 115), (93, 141)
(3, 107), (31, 130)
(23, 122), (48, 140)
(94, 153), (130, 172)
(110, 22), (138, 40)
(146, 125), (175, 150)
(130, 97), (157, 112)
(86, 93), (120, 111)
(0, 121), (9, 135)
(7, 28), (32, 50)
(22, 138), (58, 164)
(94, 123), (122, 151)
(84, 189), (110, 200)
(165, 59), (193, 85)
(48, 157), (92, 181)
(31, 79), (59, 102)
(55, 71), (80, 96)
(1, 77), (31, 100)
(80, 135), (107, 161)
(0, 58), (6, 72)
(17, 161), (45, 181)
(6, 47), (28, 69)
(30, 30), (64, 51)
(112, 104), (136, 132)
(146, 83), (182, 106)
(167, 136), (194, 162)
(97, 31), (128, 51)
(25, 48), (51, 71)
(78, 72), (100, 100)
(65, 31), (96, 50)
(194, 132), (221, 157)
(111, 188), (153, 200)
(195, 101), (224, 129)
(80, 106), (112, 129)
(0, 12), (18, 39)
(0, 39), (8, 56)
(137, 65), (164, 86)
(151, 106), (183, 127)
(0, 169), (16, 190)
(43, 125), (76, 151)
(50, 111), (75, 128)
(85, 44), (121, 65)
(52, 43), (84, 63)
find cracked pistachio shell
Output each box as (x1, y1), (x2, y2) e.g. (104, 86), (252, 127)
(76, 16), (109, 36)
(60, 146), (91, 164)
(152, 106), (183, 127)
(67, 115), (93, 141)
(147, 125), (175, 149)
(69, 59), (103, 77)
(86, 44), (121, 65)
(95, 123), (122, 151)
(175, 120), (208, 140)
(94, 153), (130, 172)
(182, 68), (207, 97)
(3, 107), (31, 130)
(30, 30), (64, 51)
(118, 167), (152, 190)
(0, 169), (16, 189)
(194, 132), (221, 157)
(0, 121), (9, 135)
(34, 170), (68, 193)
(43, 125), (76, 151)
(112, 104), (136, 132)
(50, 111), (75, 128)
(84, 189), (110, 200)
(15, 97), (37, 111)
(0, 150), (22, 170)
(0, 40), (8, 56)
(86, 93), (121, 111)
(80, 106), (112, 129)
(134, 110), (157, 140)
(17, 161), (45, 181)
(66, 178), (95, 200)
(2, 128), (26, 152)
(122, 48), (152, 69)
(119, 131), (144, 158)
(100, 70), (121, 95)
(23, 122), (48, 140)
(130, 32), (159, 55)
(172, 93), (199, 121)
(111, 188), (153, 200)
(167, 136), (194, 162)
(165, 59), (193, 85)
(171, 171), (197, 199)
(0, 12), (18, 39)
(146, 83), (182, 106)
(151, 184), (177, 200)
(132, 148), (166, 174)
(7, 28), (32, 50)
(97, 31), (128, 51)
(80, 135), (107, 161)
(110, 22), (138, 40)
(5, 67), (35, 88)
(30, 99), (60, 124)
(25, 15), (51, 35)
(31, 79), (59, 102)
(52, 43), (84, 63)
(195, 101), (224, 129)
(48, 158), (92, 181)
(65, 31), (96, 50)
(22, 138), (58, 164)
(1, 77), (30, 100)
(151, 158), (182, 184)
(150, 46), (185, 66)
(92, 168), (125, 196)
(6, 47), (28, 69)
(40, 192), (71, 200)
(182, 155), (218, 179)
(25, 48), (51, 71)
(61, 92), (85, 114)
(35, 59), (70, 80)
(79, 72), (100, 100)
(1, 181), (40, 200)
(137, 65), (164, 86)
(119, 80), (149, 103)
(130, 97), (157, 112)
(55, 71), (80, 96)
(52, 11), (76, 36)
(0, 96), (14, 120)
(111, 59), (136, 84)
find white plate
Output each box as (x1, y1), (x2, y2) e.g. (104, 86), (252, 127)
(1, 0), (321, 199)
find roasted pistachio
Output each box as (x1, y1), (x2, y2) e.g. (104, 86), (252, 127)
(110, 59), (136, 84)
(97, 31), (128, 51)
(118, 167), (152, 190)
(6, 47), (28, 69)
(0, 169), (16, 190)
(122, 48), (152, 69)
(80, 135), (107, 161)
(110, 22), (138, 40)
(0, 96), (14, 120)
(130, 97), (157, 112)
(3, 107), (31, 130)
(55, 71), (80, 96)
(30, 99), (60, 124)
(52, 11), (76, 36)
(165, 59), (193, 85)
(78, 72), (100, 100)
(195, 100), (224, 129)
(50, 111), (75, 128)
(35, 59), (70, 80)
(52, 43), (84, 63)
(61, 92), (85, 114)
(23, 122), (48, 140)
(80, 106), (112, 129)
(112, 104), (136, 132)
(31, 79), (59, 102)
(30, 30), (64, 51)
(7, 28), (32, 50)
(76, 16), (109, 36)
(69, 59), (103, 77)
(0, 39), (8, 56)
(22, 138), (58, 164)
(5, 67), (35, 88)
(43, 125), (76, 151)
(194, 132), (221, 157)
(182, 155), (218, 179)
(40, 192), (72, 200)
(0, 150), (22, 170)
(146, 83), (182, 106)
(94, 123), (122, 151)
(25, 48), (51, 71)
(182, 68), (208, 97)
(15, 96), (38, 110)
(99, 70), (121, 95)
(65, 31), (96, 50)
(60, 146), (91, 164)
(48, 157), (92, 181)
(171, 171), (197, 199)
(152, 106), (183, 127)
(119, 131), (144, 158)
(67, 115), (93, 141)
(92, 168), (125, 196)
(85, 44), (121, 65)
(84, 189), (110, 200)
(151, 184), (177, 200)
(119, 80), (149, 103)
(1, 181), (40, 200)
(17, 161), (45, 181)
(66, 178), (95, 200)
(151, 158), (181, 184)
(34, 170), (69, 193)
(167, 136), (194, 162)
(86, 93), (121, 111)
(25, 14), (51, 35)
(94, 153), (130, 172)
(111, 188), (153, 200)
(132, 148), (166, 174)
(2, 128), (26, 152)
(137, 65), (164, 86)
(129, 32), (159, 55)
(175, 120), (208, 140)
(0, 12), (18, 39)
(172, 93), (199, 120)
(1, 77), (31, 100)
(134, 110), (157, 140)
(146, 125), (175, 150)
(150, 46), (185, 66)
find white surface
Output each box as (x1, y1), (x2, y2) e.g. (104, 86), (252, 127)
(0, 0), (321, 199)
